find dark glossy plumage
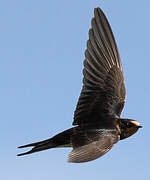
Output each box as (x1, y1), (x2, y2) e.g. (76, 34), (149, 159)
(73, 8), (125, 125)
(17, 7), (141, 163)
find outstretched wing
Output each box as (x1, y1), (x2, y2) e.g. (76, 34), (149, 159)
(73, 8), (126, 125)
(68, 129), (119, 163)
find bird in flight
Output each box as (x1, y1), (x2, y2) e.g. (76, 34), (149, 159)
(17, 7), (142, 163)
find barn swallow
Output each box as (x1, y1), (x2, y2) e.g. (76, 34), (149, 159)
(17, 7), (142, 163)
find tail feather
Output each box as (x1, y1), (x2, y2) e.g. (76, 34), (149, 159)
(18, 138), (53, 149)
(17, 140), (56, 156)
(17, 128), (73, 156)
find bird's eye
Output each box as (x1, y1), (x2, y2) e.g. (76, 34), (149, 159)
(126, 122), (133, 127)
(125, 122), (130, 127)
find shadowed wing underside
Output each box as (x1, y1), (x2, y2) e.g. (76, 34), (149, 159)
(68, 129), (119, 163)
(73, 8), (126, 125)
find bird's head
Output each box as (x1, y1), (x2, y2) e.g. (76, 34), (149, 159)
(119, 119), (142, 140)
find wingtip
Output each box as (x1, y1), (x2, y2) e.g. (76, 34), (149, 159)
(94, 7), (101, 14)
(67, 156), (78, 163)
(94, 7), (105, 18)
(67, 147), (91, 163)
(94, 7), (100, 11)
(67, 158), (72, 163)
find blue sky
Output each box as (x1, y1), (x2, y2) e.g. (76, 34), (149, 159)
(1, 0), (149, 179)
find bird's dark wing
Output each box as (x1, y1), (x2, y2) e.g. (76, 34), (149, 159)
(73, 8), (126, 125)
(68, 129), (119, 163)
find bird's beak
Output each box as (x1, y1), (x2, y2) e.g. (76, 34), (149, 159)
(130, 120), (142, 128)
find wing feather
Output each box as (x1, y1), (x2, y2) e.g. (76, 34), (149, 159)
(73, 8), (126, 125)
(68, 130), (119, 163)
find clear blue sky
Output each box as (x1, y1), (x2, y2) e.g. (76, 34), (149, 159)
(1, 0), (149, 179)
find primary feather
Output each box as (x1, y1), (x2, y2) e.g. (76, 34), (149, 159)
(73, 8), (126, 125)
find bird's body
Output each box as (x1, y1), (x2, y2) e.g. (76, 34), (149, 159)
(18, 7), (142, 163)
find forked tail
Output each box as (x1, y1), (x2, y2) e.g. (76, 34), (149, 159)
(17, 138), (57, 156)
(17, 128), (73, 156)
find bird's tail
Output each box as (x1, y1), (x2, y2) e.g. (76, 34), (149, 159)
(17, 128), (73, 156)
(17, 138), (58, 156)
